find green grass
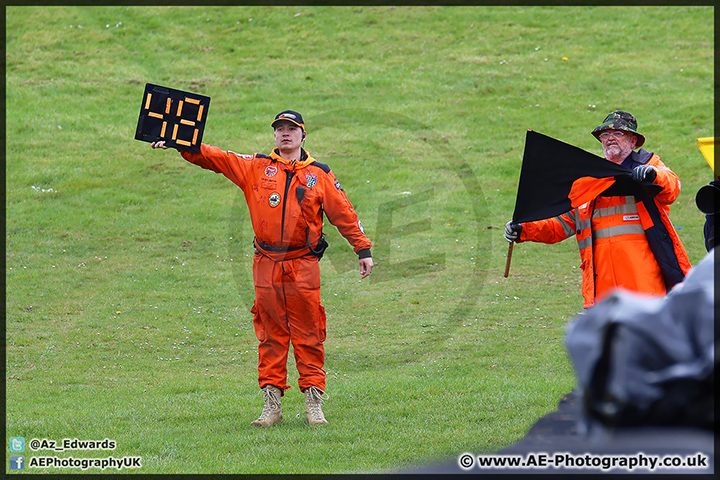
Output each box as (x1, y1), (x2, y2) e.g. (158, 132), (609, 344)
(5, 5), (713, 474)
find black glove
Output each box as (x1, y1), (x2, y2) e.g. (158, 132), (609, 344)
(504, 221), (522, 242)
(631, 164), (657, 183)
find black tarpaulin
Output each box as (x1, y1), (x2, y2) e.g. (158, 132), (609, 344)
(565, 249), (715, 429)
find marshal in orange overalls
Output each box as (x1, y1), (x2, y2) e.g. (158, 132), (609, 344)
(180, 144), (371, 393)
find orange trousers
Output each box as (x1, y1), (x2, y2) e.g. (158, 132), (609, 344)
(251, 253), (326, 394)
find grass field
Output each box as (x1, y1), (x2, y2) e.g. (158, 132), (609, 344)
(5, 5), (714, 474)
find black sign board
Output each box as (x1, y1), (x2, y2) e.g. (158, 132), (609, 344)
(135, 83), (210, 153)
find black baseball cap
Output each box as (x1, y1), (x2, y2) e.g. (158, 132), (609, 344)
(271, 110), (305, 131)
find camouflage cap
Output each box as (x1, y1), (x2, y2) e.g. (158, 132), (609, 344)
(591, 110), (645, 148)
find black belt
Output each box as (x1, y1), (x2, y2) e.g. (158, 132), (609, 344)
(254, 238), (307, 253)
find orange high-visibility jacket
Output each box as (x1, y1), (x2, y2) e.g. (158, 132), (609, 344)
(180, 144), (371, 260)
(518, 151), (691, 308)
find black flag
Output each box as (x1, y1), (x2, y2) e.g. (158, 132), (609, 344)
(511, 130), (659, 224)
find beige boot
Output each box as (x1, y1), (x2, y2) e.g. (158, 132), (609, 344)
(250, 385), (283, 427)
(304, 386), (329, 425)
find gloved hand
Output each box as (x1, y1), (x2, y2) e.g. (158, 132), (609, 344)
(631, 164), (657, 183)
(504, 221), (522, 243)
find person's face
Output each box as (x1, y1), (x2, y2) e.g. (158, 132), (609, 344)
(274, 121), (304, 152)
(600, 129), (637, 164)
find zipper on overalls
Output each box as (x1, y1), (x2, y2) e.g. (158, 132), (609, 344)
(280, 169), (296, 246)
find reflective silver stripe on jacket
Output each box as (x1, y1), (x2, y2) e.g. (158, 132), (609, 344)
(592, 196), (645, 240)
(594, 223), (646, 239)
(577, 234), (592, 251)
(591, 196), (638, 218)
(557, 215), (576, 238)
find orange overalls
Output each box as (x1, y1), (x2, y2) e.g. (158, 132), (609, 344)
(180, 144), (371, 393)
(518, 152), (691, 308)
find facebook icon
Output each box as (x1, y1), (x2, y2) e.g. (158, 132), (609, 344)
(10, 455), (25, 470)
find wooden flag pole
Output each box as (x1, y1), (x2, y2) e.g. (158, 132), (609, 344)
(504, 241), (514, 278)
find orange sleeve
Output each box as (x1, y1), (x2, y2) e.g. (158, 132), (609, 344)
(319, 169), (372, 256)
(519, 212), (577, 244)
(648, 154), (681, 205)
(179, 143), (253, 190)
